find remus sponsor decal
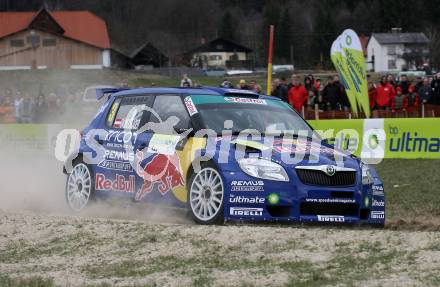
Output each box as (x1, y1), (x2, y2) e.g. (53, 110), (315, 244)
(231, 180), (264, 192)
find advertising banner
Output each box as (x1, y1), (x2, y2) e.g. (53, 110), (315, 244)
(309, 118), (440, 159)
(339, 29), (370, 118)
(1, 120), (439, 159)
(330, 38), (358, 115)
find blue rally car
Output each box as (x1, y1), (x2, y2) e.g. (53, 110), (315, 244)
(63, 87), (385, 226)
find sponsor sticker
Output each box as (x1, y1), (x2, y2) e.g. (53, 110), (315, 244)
(372, 185), (384, 196)
(184, 96), (198, 116)
(147, 134), (181, 155)
(95, 173), (136, 193)
(317, 215), (345, 222)
(98, 160), (133, 172)
(305, 198), (356, 204)
(229, 195), (265, 204)
(229, 207), (263, 217)
(231, 180), (264, 192)
(372, 199), (385, 207)
(224, 97), (267, 105)
(113, 118), (123, 129)
(371, 211), (385, 219)
(106, 100), (120, 127)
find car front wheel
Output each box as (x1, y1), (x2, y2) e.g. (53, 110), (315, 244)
(188, 164), (224, 224)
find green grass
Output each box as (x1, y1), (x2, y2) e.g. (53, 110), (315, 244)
(0, 274), (55, 287)
(374, 159), (440, 225)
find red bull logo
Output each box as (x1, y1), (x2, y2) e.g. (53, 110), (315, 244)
(135, 153), (185, 201)
(95, 173), (135, 193)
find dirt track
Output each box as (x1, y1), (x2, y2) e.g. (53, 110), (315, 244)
(1, 208), (439, 287)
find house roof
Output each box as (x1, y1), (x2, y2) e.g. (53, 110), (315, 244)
(359, 35), (369, 56)
(187, 38), (252, 54)
(0, 9), (110, 49)
(371, 33), (429, 45)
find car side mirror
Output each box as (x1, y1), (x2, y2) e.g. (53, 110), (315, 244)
(174, 127), (194, 137)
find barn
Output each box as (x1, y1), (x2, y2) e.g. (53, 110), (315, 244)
(0, 8), (111, 70)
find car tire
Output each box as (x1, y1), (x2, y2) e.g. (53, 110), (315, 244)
(187, 163), (224, 225)
(65, 159), (95, 212)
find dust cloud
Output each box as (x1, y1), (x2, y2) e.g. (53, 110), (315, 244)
(0, 70), (190, 225)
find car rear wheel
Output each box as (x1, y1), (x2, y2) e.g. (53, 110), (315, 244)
(188, 164), (224, 224)
(65, 160), (94, 212)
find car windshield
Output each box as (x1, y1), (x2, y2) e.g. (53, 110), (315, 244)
(189, 94), (315, 136)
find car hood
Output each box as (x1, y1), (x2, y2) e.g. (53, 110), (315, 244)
(214, 136), (360, 171)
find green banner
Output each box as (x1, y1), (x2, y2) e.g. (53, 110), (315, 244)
(330, 38), (359, 115)
(340, 29), (370, 118)
(309, 118), (440, 159)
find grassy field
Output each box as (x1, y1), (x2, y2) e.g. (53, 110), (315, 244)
(0, 209), (439, 287)
(375, 159), (440, 228)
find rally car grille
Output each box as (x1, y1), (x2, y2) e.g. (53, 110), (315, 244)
(296, 170), (356, 186)
(300, 202), (359, 217)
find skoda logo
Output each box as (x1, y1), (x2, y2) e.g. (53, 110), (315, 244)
(325, 165), (336, 176)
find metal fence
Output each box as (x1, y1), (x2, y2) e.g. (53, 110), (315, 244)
(302, 104), (440, 120)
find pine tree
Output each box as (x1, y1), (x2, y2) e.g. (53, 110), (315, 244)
(276, 8), (291, 63)
(219, 11), (235, 41)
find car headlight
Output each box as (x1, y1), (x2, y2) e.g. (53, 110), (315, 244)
(361, 162), (374, 185)
(238, 158), (289, 182)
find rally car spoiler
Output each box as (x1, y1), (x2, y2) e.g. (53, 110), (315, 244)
(95, 87), (130, 101)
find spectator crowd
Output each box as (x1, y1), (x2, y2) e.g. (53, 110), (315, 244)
(212, 73), (440, 116)
(2, 72), (440, 124)
(0, 86), (81, 124)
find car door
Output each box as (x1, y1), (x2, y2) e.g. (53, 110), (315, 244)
(95, 95), (154, 199)
(133, 94), (193, 206)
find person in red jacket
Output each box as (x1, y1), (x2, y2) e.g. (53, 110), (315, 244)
(368, 82), (377, 110)
(391, 87), (408, 112)
(406, 85), (420, 114)
(375, 76), (395, 110)
(288, 74), (308, 113)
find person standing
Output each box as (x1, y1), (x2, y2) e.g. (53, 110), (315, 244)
(376, 76), (395, 110)
(430, 73), (440, 104)
(304, 76), (319, 108)
(249, 80), (262, 94)
(397, 74), (412, 95)
(237, 79), (250, 90)
(368, 82), (377, 110)
(414, 76), (424, 93)
(418, 78), (433, 104)
(180, 74), (193, 87)
(321, 76), (341, 111)
(391, 87), (408, 113)
(14, 91), (23, 123)
(387, 74), (397, 88)
(287, 74), (308, 112)
(406, 85), (420, 115)
(271, 78), (288, 102)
